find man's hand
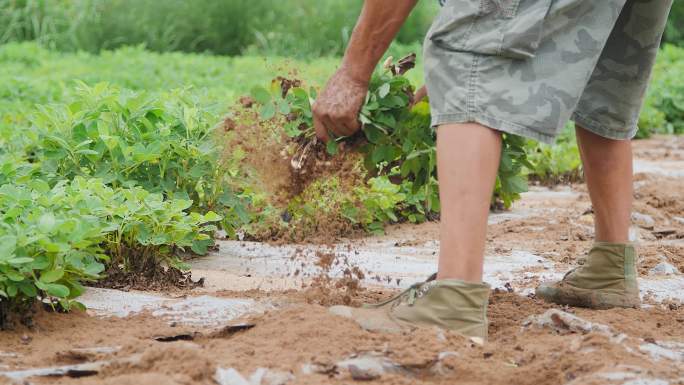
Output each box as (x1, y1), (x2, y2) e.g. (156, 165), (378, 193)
(313, 68), (368, 142)
(310, 0), (417, 143)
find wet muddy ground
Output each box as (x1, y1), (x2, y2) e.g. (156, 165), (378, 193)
(1, 136), (683, 385)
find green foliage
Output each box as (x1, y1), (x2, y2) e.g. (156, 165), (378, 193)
(636, 101), (667, 139)
(0, 37), (680, 315)
(495, 134), (533, 208)
(347, 177), (407, 234)
(641, 44), (684, 135)
(80, 178), (222, 270)
(524, 125), (582, 184)
(664, 2), (684, 47)
(0, 42), (345, 121)
(0, 77), (237, 313)
(0, 0), (438, 57)
(0, 179), (107, 311)
(34, 84), (207, 197)
(0, 176), (221, 312)
(28, 82), (248, 232)
(282, 174), (406, 237)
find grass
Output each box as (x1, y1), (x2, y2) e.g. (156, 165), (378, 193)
(0, 42), (424, 128)
(0, 0), (438, 57)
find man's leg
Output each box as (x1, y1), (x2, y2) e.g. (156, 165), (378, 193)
(576, 126), (632, 242)
(330, 122), (498, 341)
(536, 126), (639, 309)
(436, 123), (502, 282)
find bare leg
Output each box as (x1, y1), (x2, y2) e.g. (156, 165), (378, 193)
(575, 126), (632, 242)
(436, 123), (502, 282)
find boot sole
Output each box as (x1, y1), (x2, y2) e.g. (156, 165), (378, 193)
(536, 285), (640, 309)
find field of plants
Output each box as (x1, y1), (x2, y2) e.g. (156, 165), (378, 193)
(1, 1), (684, 384)
(1, 41), (679, 316)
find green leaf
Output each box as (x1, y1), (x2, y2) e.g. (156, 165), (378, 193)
(326, 140), (339, 155)
(38, 212), (57, 233)
(84, 261), (105, 276)
(45, 283), (70, 298)
(378, 82), (391, 98)
(18, 282), (37, 297)
(191, 238), (213, 255)
(7, 257), (33, 264)
(363, 125), (383, 143)
(40, 269), (64, 283)
(260, 102), (276, 120)
(278, 100), (291, 115)
(250, 86), (271, 105)
(501, 174), (529, 194)
(0, 235), (17, 258)
(203, 211), (222, 222)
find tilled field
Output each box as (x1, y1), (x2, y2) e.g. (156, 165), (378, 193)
(1, 136), (683, 385)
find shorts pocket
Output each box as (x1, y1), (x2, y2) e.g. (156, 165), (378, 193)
(428, 0), (553, 59)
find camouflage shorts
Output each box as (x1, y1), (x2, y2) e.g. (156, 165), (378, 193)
(424, 0), (673, 144)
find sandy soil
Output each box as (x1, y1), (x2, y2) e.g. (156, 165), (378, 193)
(2, 292), (682, 385)
(1, 136), (683, 385)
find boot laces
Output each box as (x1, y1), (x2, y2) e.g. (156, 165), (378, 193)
(366, 281), (435, 308)
(562, 257), (587, 280)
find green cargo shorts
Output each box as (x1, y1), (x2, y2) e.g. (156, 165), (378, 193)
(424, 0), (673, 144)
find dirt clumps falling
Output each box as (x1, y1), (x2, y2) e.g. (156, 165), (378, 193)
(296, 249), (370, 306)
(220, 100), (370, 243)
(220, 108), (294, 206)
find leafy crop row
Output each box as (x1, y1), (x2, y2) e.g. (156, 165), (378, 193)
(1, 83), (235, 322)
(2, 42), (681, 320)
(0, 177), (219, 317)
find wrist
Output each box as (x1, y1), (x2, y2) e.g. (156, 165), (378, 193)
(339, 60), (374, 86)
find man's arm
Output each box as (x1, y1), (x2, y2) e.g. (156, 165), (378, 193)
(313, 0), (418, 142)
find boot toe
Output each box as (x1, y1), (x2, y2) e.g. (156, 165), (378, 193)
(535, 282), (560, 302)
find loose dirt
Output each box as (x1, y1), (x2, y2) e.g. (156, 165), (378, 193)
(221, 99), (370, 243)
(92, 263), (203, 293)
(2, 291), (682, 385)
(2, 137), (683, 385)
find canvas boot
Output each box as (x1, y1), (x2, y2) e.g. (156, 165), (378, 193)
(536, 242), (640, 309)
(330, 279), (490, 343)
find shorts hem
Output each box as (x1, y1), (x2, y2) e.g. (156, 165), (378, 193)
(571, 111), (637, 140)
(431, 113), (556, 145)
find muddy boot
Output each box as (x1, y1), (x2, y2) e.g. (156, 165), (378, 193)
(329, 279), (490, 343)
(536, 242), (640, 309)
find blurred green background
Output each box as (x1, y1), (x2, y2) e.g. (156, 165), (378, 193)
(3, 0), (682, 58)
(0, 0), (438, 57)
(2, 0), (683, 138)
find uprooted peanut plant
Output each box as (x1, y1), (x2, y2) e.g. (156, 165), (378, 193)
(232, 54), (534, 241)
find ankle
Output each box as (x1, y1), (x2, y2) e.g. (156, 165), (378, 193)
(594, 227), (630, 243)
(436, 271), (483, 284)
